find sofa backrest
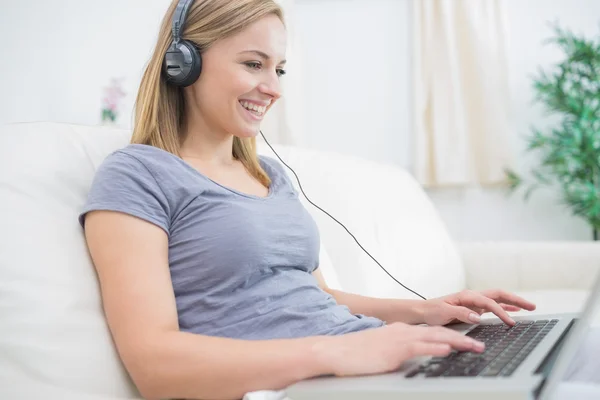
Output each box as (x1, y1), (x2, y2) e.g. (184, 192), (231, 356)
(0, 122), (139, 398)
(256, 139), (465, 299)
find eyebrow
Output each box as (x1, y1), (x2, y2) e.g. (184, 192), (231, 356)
(238, 50), (287, 65)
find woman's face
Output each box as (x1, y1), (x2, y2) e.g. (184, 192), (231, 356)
(189, 14), (287, 139)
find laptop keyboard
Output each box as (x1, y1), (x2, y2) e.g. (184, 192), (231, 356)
(406, 319), (559, 378)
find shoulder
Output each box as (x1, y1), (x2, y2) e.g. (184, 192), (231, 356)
(258, 154), (299, 196)
(259, 155), (289, 182)
(89, 144), (186, 211)
(96, 144), (187, 185)
(92, 145), (159, 187)
(259, 154), (279, 169)
(259, 154), (289, 176)
(80, 145), (174, 232)
(112, 143), (177, 172)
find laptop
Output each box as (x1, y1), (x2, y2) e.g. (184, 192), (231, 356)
(286, 272), (600, 400)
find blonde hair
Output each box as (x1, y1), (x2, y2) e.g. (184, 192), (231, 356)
(131, 0), (284, 187)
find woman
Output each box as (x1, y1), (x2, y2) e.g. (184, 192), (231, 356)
(79, 1), (538, 399)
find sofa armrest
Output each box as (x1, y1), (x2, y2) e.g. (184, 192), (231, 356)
(457, 241), (600, 292)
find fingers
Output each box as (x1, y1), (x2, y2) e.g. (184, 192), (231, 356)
(405, 342), (452, 359)
(446, 303), (520, 326)
(500, 303), (522, 312)
(461, 291), (516, 326)
(411, 326), (485, 353)
(481, 289), (536, 311)
(451, 306), (483, 324)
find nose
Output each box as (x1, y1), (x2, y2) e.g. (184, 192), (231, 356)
(257, 72), (282, 100)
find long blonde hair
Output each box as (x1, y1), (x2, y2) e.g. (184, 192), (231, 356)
(131, 0), (284, 187)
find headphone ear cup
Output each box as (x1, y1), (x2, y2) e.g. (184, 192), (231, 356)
(163, 40), (202, 87)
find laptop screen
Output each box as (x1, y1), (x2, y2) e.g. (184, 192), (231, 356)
(536, 271), (600, 399)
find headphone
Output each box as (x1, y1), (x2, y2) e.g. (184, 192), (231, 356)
(163, 0), (428, 301)
(163, 0), (202, 87)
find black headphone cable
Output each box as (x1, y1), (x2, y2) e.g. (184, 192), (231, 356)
(259, 130), (428, 301)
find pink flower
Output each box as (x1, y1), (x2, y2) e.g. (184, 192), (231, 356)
(102, 78), (126, 112)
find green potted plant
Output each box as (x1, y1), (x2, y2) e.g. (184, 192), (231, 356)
(506, 23), (600, 241)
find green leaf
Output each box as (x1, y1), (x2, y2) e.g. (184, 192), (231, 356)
(524, 184), (540, 201)
(526, 128), (549, 150)
(504, 168), (523, 191)
(532, 169), (553, 185)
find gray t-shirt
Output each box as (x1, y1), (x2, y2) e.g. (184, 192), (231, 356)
(79, 144), (384, 340)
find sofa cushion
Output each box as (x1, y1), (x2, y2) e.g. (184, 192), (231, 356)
(256, 141), (466, 299)
(0, 122), (139, 398)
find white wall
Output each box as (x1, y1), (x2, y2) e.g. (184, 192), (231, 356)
(292, 0), (596, 241)
(1, 0), (596, 241)
(292, 0), (413, 168)
(0, 0), (169, 128)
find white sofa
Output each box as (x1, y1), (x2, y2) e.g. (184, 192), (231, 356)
(1, 122), (599, 400)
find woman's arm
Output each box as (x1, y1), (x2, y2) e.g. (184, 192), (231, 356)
(312, 269), (536, 327)
(312, 269), (425, 325)
(85, 211), (329, 400)
(131, 330), (327, 400)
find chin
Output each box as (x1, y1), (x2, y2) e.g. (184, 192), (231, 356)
(231, 125), (261, 139)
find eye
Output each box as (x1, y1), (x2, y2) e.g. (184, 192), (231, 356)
(244, 61), (261, 70)
(244, 61), (286, 77)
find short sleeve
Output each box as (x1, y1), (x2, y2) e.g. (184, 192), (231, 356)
(78, 151), (171, 235)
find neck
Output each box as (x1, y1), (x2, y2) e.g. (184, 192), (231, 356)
(180, 109), (236, 168)
(181, 129), (236, 167)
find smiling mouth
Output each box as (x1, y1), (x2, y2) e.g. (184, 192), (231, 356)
(239, 100), (266, 117)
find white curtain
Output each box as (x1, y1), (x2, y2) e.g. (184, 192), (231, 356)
(413, 0), (513, 187)
(259, 0), (305, 147)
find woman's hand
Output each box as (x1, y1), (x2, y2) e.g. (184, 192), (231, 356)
(420, 289), (537, 326)
(315, 322), (485, 377)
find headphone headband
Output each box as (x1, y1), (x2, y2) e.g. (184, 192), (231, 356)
(172, 0), (195, 45)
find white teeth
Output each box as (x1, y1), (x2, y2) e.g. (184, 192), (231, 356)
(240, 101), (266, 115)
